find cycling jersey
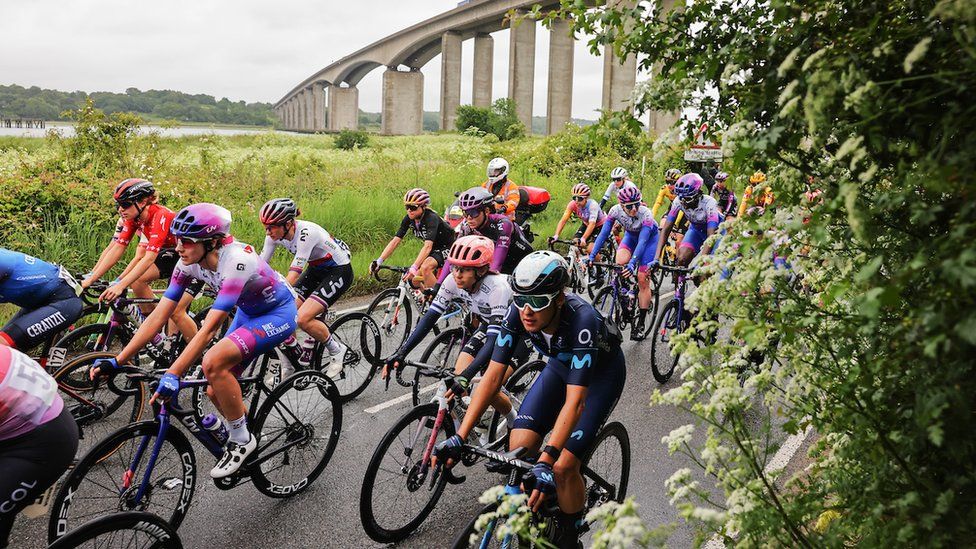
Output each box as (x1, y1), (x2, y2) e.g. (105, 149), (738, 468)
(600, 179), (638, 206)
(456, 214), (533, 275)
(567, 199), (606, 227)
(0, 346), (63, 441)
(589, 205), (659, 269)
(395, 209), (456, 252)
(0, 249), (69, 309)
(164, 239), (295, 316)
(260, 219), (351, 274)
(651, 185), (676, 219)
(491, 294), (625, 456)
(667, 195), (722, 231)
(482, 179), (520, 219)
(711, 186), (738, 217)
(114, 203), (177, 253)
(737, 185), (775, 217)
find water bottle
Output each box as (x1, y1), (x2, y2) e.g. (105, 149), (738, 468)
(201, 413), (228, 445)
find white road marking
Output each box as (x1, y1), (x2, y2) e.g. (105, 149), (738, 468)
(365, 382), (439, 414)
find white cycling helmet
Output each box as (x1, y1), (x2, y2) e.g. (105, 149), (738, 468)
(511, 251), (569, 295)
(610, 167), (628, 181)
(487, 157), (510, 186)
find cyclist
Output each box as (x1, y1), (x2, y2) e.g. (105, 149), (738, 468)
(82, 178), (198, 341)
(651, 168), (682, 220)
(482, 157), (520, 220)
(549, 183), (606, 254)
(92, 203), (297, 479)
(259, 198), (352, 376)
(656, 173), (723, 268)
(452, 187), (533, 275)
(370, 188), (455, 290)
(0, 346), (78, 548)
(383, 236), (523, 434)
(0, 249), (83, 353)
(586, 186), (660, 338)
(738, 171), (775, 217)
(433, 251), (625, 549)
(597, 167), (638, 210)
(711, 172), (738, 219)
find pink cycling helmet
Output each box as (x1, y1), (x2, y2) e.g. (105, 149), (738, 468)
(448, 235), (494, 269)
(572, 183), (591, 198)
(172, 203), (232, 240)
(617, 186), (642, 205)
(403, 188), (430, 207)
(675, 173), (704, 198)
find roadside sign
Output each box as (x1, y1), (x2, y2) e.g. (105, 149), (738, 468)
(685, 122), (723, 162)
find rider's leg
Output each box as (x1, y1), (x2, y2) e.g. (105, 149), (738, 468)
(171, 290), (198, 340)
(297, 297), (330, 342)
(507, 428), (543, 455)
(132, 264), (160, 316)
(420, 256), (440, 289)
(202, 338), (247, 439)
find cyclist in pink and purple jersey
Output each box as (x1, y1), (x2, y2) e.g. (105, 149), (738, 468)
(655, 173), (723, 268)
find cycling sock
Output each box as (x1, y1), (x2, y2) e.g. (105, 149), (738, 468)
(227, 414), (250, 445)
(324, 335), (341, 355)
(637, 308), (649, 323)
(554, 510), (585, 548)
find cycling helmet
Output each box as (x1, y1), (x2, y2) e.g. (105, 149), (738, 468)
(171, 203), (232, 241)
(487, 158), (509, 186)
(512, 251), (569, 295)
(610, 167), (628, 181)
(674, 173), (704, 199)
(715, 171), (729, 182)
(750, 171), (767, 184)
(403, 188), (431, 207)
(445, 202), (464, 229)
(571, 183), (591, 198)
(617, 186), (642, 205)
(114, 178), (155, 204)
(260, 198), (299, 225)
(457, 187), (494, 211)
(664, 168), (682, 183)
(448, 235), (494, 269)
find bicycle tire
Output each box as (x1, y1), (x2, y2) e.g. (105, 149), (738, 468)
(47, 420), (197, 543)
(53, 323), (128, 375)
(359, 402), (454, 543)
(650, 299), (683, 383)
(48, 511), (183, 549)
(317, 311), (382, 403)
(592, 286), (626, 332)
(414, 327), (465, 406)
(250, 369), (342, 498)
(582, 421), (631, 506)
(450, 501), (501, 549)
(367, 287), (412, 353)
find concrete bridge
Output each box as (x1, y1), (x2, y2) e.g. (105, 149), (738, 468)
(273, 0), (675, 135)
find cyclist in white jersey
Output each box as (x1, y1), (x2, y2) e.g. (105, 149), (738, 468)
(259, 198), (353, 376)
(597, 166), (639, 210)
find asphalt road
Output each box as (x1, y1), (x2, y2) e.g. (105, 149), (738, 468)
(10, 282), (732, 549)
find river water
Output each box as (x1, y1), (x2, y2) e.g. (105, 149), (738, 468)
(0, 122), (280, 138)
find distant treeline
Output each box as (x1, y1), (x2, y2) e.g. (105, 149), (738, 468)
(0, 84), (275, 126)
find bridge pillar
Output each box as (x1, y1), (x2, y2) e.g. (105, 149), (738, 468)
(648, 0), (680, 135)
(546, 17), (574, 135)
(472, 33), (493, 108)
(313, 84), (326, 131)
(601, 0), (638, 114)
(382, 68), (424, 136)
(328, 85), (360, 131)
(440, 31), (462, 131)
(290, 100), (297, 130)
(304, 88), (314, 130)
(508, 12), (536, 130)
(285, 101), (292, 129)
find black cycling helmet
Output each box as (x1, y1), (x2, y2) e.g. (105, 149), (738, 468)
(260, 198), (299, 225)
(114, 178), (155, 204)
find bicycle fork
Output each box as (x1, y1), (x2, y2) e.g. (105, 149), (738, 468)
(123, 408), (172, 506)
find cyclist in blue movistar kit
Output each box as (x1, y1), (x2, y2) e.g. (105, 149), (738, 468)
(434, 251), (625, 549)
(91, 203), (297, 480)
(0, 248), (83, 352)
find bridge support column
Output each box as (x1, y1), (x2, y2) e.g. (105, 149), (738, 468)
(328, 85), (360, 131)
(472, 33), (493, 108)
(602, 0), (637, 114)
(546, 17), (574, 135)
(290, 100), (297, 130)
(382, 68), (424, 136)
(440, 31), (462, 131)
(285, 101), (292, 129)
(313, 84), (326, 131)
(647, 0), (679, 135)
(508, 12), (536, 130)
(304, 88), (314, 130)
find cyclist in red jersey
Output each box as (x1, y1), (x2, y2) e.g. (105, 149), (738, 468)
(81, 179), (198, 340)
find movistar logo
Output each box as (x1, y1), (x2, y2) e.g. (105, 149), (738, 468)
(571, 354), (591, 369)
(571, 430), (584, 441)
(497, 333), (513, 348)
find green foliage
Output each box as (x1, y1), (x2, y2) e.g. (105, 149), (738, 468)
(455, 99), (526, 141)
(0, 84), (275, 126)
(333, 129), (369, 150)
(558, 0), (976, 545)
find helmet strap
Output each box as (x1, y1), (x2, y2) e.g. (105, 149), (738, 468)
(537, 293), (564, 334)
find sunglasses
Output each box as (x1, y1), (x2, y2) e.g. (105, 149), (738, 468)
(177, 237), (201, 247)
(572, 195), (587, 202)
(405, 204), (421, 212)
(116, 200), (135, 209)
(612, 177), (625, 182)
(463, 208), (483, 218)
(451, 264), (477, 274)
(622, 202), (640, 211)
(513, 292), (558, 312)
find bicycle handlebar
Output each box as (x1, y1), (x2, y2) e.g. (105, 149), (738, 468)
(372, 264), (409, 282)
(657, 264), (692, 275)
(394, 359), (454, 388)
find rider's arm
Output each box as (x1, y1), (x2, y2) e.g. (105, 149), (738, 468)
(489, 218), (513, 273)
(553, 204), (573, 238)
(700, 210), (722, 256)
(651, 186), (667, 219)
(116, 245), (145, 281)
(737, 185), (753, 218)
(588, 220), (615, 261)
(259, 235), (276, 264)
(629, 223), (658, 269)
(167, 307), (228, 377)
(502, 184), (519, 218)
(378, 216), (411, 262)
(115, 247), (159, 290)
(394, 304), (445, 357)
(85, 241), (127, 286)
(598, 181), (614, 210)
(655, 213), (677, 262)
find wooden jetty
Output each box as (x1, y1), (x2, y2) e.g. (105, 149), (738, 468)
(1, 117), (46, 129)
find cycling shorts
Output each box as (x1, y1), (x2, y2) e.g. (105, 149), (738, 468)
(153, 250), (203, 298)
(512, 346), (625, 457)
(618, 231), (659, 269)
(224, 301), (298, 369)
(0, 406), (78, 546)
(0, 283), (83, 351)
(460, 325), (531, 366)
(428, 248), (447, 269)
(679, 225), (719, 255)
(295, 263), (353, 308)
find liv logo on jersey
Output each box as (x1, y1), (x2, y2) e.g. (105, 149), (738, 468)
(570, 354), (591, 370)
(497, 333), (514, 348)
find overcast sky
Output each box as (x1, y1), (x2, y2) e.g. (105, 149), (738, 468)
(1, 0), (626, 119)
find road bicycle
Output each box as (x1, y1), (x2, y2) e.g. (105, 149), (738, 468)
(367, 265), (465, 352)
(47, 348), (342, 543)
(47, 511), (182, 549)
(547, 238), (597, 299)
(359, 357), (545, 544)
(591, 262), (664, 342)
(450, 422), (631, 548)
(649, 264), (694, 383)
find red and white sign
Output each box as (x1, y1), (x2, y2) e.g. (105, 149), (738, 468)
(685, 122), (723, 161)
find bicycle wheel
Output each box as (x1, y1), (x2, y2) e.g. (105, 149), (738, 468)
(650, 300), (685, 383)
(48, 511), (183, 549)
(52, 352), (147, 458)
(451, 500), (551, 549)
(359, 402), (454, 543)
(486, 359), (545, 445)
(367, 287), (412, 353)
(52, 323), (128, 373)
(250, 369), (342, 498)
(582, 421), (631, 508)
(592, 286), (626, 331)
(47, 420), (196, 543)
(413, 327), (464, 405)
(318, 312), (381, 403)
